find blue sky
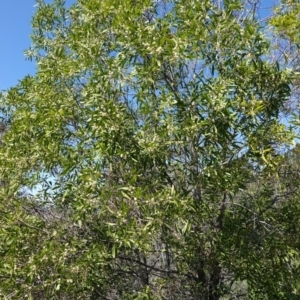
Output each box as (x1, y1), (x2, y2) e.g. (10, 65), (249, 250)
(0, 0), (75, 91)
(0, 0), (37, 90)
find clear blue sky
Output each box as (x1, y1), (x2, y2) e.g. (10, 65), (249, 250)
(0, 0), (74, 91)
(0, 0), (275, 92)
(0, 0), (37, 90)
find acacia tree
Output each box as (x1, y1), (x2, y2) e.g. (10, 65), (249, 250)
(0, 0), (299, 299)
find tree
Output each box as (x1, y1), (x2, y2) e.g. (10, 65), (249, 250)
(269, 0), (300, 116)
(0, 0), (299, 299)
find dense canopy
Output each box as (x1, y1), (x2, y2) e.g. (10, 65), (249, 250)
(0, 0), (300, 299)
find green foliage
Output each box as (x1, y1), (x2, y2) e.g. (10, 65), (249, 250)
(0, 0), (299, 299)
(269, 0), (300, 46)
